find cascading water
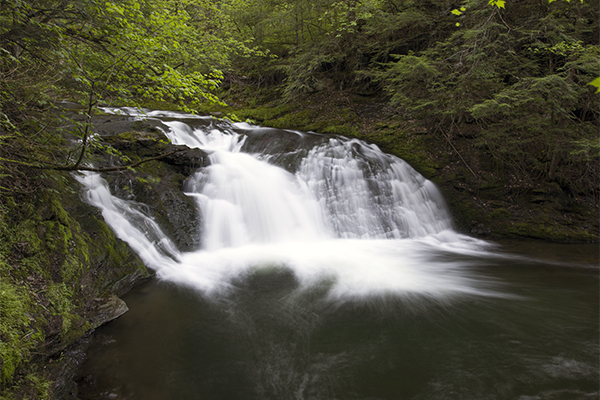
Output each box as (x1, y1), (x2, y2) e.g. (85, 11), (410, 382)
(77, 109), (498, 298)
(297, 137), (452, 239)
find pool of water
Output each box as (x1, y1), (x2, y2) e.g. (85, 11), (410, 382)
(75, 241), (599, 400)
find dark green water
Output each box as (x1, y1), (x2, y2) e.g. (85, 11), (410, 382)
(76, 241), (598, 400)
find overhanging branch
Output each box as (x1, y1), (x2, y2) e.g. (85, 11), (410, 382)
(57, 148), (188, 172)
(4, 148), (189, 172)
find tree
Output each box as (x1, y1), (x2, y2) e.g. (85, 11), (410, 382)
(375, 0), (598, 192)
(0, 0), (239, 174)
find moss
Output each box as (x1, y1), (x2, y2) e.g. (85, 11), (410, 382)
(488, 208), (511, 220)
(321, 124), (360, 136)
(503, 220), (598, 242)
(10, 220), (43, 256)
(22, 373), (51, 400)
(364, 129), (437, 177)
(269, 109), (320, 130)
(88, 218), (149, 294)
(0, 373), (52, 400)
(42, 221), (72, 253)
(134, 99), (183, 112)
(0, 170), (149, 396)
(105, 130), (161, 143)
(0, 280), (31, 388)
(447, 197), (487, 230)
(235, 104), (295, 123)
(45, 197), (70, 226)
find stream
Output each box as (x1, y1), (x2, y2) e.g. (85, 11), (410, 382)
(74, 110), (599, 400)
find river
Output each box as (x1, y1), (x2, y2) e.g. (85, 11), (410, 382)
(74, 110), (599, 400)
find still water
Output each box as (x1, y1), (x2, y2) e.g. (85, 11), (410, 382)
(76, 110), (599, 399)
(77, 242), (598, 400)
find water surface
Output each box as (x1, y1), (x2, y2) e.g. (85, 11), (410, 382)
(77, 242), (598, 400)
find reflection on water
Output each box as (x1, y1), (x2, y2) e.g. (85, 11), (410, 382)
(77, 242), (599, 400)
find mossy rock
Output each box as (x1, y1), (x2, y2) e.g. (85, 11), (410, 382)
(92, 115), (167, 137)
(236, 104), (295, 124)
(0, 170), (150, 397)
(269, 109), (320, 130)
(503, 220), (598, 242)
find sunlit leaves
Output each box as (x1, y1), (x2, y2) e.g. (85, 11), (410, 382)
(488, 0), (505, 9)
(0, 0), (250, 171)
(589, 77), (600, 93)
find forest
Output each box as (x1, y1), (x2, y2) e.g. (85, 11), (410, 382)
(1, 0), (598, 186)
(0, 0), (598, 397)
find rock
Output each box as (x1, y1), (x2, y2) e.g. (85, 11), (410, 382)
(92, 115), (169, 137)
(89, 295), (129, 329)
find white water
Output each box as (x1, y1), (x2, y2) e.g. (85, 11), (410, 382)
(298, 138), (452, 239)
(77, 113), (501, 299)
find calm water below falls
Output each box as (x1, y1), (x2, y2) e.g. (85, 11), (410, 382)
(76, 110), (599, 400)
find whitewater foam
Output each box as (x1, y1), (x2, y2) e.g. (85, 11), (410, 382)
(77, 113), (504, 299)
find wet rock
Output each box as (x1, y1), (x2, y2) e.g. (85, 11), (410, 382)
(89, 295), (129, 329)
(161, 147), (208, 176)
(92, 115), (168, 137)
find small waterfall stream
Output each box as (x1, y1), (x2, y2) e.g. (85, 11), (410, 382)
(75, 110), (599, 400)
(77, 110), (496, 298)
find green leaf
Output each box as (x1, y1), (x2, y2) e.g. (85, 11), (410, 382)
(451, 9), (463, 16)
(589, 77), (600, 94)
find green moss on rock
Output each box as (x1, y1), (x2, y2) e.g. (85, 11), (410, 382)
(0, 280), (32, 388)
(0, 169), (149, 398)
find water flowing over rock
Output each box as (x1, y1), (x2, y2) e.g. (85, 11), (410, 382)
(79, 109), (497, 299)
(71, 110), (599, 400)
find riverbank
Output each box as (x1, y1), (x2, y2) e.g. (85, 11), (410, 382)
(0, 115), (206, 399)
(0, 168), (149, 399)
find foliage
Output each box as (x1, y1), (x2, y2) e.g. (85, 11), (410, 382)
(0, 0), (253, 173)
(374, 0), (598, 192)
(219, 0), (598, 207)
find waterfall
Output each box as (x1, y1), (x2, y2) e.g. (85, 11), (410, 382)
(160, 120), (453, 243)
(298, 138), (452, 239)
(79, 110), (498, 298)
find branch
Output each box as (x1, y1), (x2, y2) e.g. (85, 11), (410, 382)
(55, 148), (188, 172)
(73, 82), (96, 169)
(3, 148), (189, 172)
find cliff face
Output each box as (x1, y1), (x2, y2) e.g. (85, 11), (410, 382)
(0, 115), (206, 399)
